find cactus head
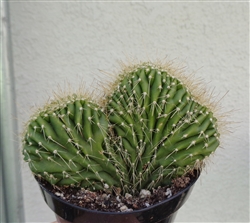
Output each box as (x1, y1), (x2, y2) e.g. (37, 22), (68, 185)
(105, 61), (220, 192)
(22, 93), (126, 191)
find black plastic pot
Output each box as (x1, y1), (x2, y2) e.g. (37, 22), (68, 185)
(38, 174), (199, 223)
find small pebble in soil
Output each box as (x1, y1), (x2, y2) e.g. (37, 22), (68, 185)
(116, 196), (121, 202)
(139, 189), (151, 198)
(165, 188), (172, 198)
(125, 193), (132, 199)
(104, 184), (109, 189)
(120, 205), (133, 212)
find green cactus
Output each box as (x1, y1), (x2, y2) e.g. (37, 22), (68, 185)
(22, 61), (220, 196)
(22, 94), (128, 190)
(105, 62), (220, 193)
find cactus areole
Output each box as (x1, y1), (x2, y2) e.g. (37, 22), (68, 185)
(22, 61), (220, 203)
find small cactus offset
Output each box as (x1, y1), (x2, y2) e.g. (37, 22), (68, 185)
(105, 62), (220, 193)
(22, 60), (221, 196)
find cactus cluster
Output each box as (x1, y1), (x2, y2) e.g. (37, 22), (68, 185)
(22, 61), (220, 195)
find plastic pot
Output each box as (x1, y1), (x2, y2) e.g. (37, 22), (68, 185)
(38, 174), (199, 223)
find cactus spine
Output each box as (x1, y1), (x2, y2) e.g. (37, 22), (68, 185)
(22, 61), (220, 196)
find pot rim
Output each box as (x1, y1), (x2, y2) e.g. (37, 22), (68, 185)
(37, 171), (200, 215)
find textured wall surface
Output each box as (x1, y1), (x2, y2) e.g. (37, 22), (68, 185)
(9, 1), (248, 222)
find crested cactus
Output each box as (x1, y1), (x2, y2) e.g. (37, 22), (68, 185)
(22, 61), (220, 196)
(105, 62), (220, 193)
(22, 94), (127, 190)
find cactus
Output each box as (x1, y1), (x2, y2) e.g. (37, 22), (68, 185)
(105, 62), (220, 193)
(22, 93), (128, 190)
(22, 61), (220, 196)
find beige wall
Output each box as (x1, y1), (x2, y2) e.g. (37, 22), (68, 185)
(9, 1), (249, 222)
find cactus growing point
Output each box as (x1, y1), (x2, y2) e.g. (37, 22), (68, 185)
(22, 61), (220, 196)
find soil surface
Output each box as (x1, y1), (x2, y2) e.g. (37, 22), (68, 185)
(38, 171), (197, 212)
